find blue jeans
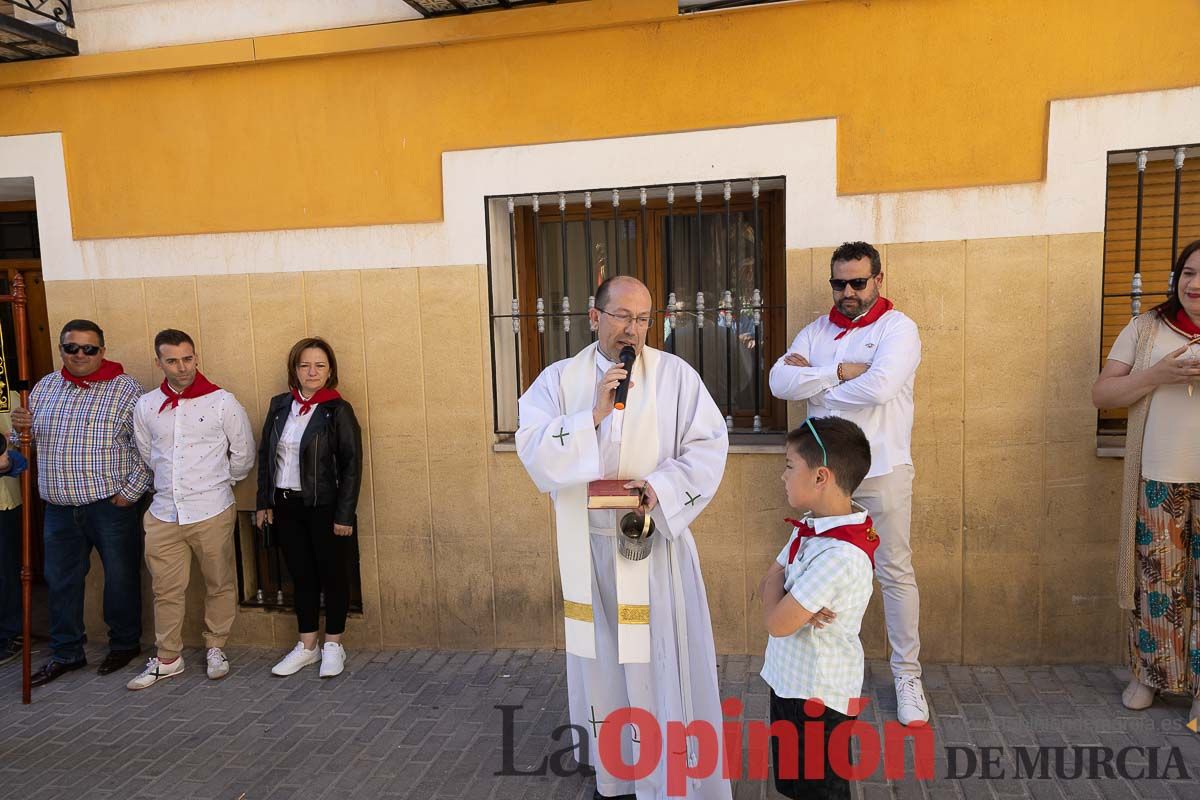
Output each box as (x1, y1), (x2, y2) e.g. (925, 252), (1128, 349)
(0, 507), (21, 647)
(43, 500), (142, 663)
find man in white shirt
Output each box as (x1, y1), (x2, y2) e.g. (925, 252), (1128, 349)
(128, 329), (255, 690)
(768, 241), (928, 726)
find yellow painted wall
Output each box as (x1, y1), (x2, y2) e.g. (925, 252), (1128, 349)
(67, 230), (1124, 665)
(2, 0), (1199, 239)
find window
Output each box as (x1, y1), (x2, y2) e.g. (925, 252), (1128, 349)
(0, 208), (39, 259)
(1099, 144), (1199, 439)
(487, 178), (787, 435)
(234, 512), (364, 613)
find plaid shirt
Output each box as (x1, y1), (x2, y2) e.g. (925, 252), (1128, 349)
(29, 371), (153, 506)
(760, 510), (875, 715)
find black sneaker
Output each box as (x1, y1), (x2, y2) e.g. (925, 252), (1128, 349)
(97, 647), (142, 675)
(30, 658), (87, 687)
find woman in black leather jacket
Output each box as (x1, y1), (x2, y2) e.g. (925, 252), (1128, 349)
(255, 337), (361, 679)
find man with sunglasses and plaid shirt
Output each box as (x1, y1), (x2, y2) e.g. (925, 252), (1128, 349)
(12, 319), (152, 687)
(769, 241), (928, 727)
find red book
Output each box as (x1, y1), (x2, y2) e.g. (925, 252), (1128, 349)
(587, 480), (641, 509)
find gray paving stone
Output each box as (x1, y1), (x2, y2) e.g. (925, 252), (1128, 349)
(955, 685), (985, 704)
(1169, 784), (1200, 800)
(1132, 781), (1178, 800)
(8, 648), (1200, 799)
(1098, 780), (1140, 800)
(958, 778), (998, 800)
(1029, 782), (1067, 800)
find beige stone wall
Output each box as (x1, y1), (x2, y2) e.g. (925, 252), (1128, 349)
(780, 235), (1124, 666)
(56, 232), (1125, 664)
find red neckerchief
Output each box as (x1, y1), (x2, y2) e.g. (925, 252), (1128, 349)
(291, 387), (341, 416)
(60, 359), (124, 389)
(1163, 308), (1200, 339)
(158, 372), (221, 414)
(828, 297), (894, 340)
(784, 516), (879, 569)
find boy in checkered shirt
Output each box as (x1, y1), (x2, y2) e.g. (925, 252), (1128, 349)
(758, 416), (878, 799)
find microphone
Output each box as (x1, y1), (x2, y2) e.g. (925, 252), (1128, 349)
(614, 345), (636, 411)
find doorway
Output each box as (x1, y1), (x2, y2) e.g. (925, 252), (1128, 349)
(0, 186), (56, 595)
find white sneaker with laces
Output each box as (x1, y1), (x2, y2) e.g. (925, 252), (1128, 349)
(895, 675), (930, 726)
(126, 656), (184, 690)
(319, 642), (345, 678)
(1122, 677), (1155, 710)
(271, 642), (321, 677)
(206, 647), (230, 680)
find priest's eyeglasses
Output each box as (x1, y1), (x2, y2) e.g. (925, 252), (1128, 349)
(599, 309), (655, 329)
(803, 418), (828, 466)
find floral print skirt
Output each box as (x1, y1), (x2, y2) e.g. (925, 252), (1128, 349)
(1130, 478), (1200, 697)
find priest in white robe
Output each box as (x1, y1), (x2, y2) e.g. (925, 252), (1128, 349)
(517, 275), (732, 800)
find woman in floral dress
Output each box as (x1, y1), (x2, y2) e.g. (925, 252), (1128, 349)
(1093, 238), (1200, 723)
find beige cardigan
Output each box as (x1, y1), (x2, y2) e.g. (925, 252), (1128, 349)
(1117, 311), (1161, 611)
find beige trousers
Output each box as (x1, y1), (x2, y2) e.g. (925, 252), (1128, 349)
(143, 505), (238, 660)
(855, 464), (921, 680)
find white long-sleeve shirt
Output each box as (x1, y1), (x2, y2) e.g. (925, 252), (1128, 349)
(274, 399), (316, 491)
(134, 387), (256, 524)
(769, 308), (921, 479)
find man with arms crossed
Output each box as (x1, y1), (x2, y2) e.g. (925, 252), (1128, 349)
(769, 241), (928, 726)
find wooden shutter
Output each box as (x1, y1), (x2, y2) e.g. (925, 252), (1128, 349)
(1100, 155), (1200, 425)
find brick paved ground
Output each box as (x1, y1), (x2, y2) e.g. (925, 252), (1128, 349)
(1, 643), (1198, 800)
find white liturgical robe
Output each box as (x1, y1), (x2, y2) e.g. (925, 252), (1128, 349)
(517, 343), (732, 800)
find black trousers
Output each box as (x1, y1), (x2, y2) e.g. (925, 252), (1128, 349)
(274, 490), (351, 635)
(0, 507), (22, 646)
(770, 690), (853, 800)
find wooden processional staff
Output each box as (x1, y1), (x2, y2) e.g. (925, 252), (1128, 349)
(0, 271), (35, 704)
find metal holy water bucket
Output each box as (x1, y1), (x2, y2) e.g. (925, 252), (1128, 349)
(618, 509), (655, 561)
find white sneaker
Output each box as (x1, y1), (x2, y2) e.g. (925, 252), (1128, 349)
(895, 675), (930, 726)
(1122, 677), (1155, 710)
(271, 642), (321, 677)
(206, 647), (230, 680)
(126, 656), (184, 690)
(319, 642), (345, 678)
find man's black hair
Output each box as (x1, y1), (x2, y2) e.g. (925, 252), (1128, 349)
(60, 319), (104, 347)
(154, 328), (195, 358)
(830, 241), (882, 276)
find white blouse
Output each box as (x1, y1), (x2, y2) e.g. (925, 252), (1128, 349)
(274, 398), (316, 490)
(1109, 317), (1200, 483)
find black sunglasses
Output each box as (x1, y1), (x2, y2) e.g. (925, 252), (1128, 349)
(61, 343), (101, 356)
(829, 277), (873, 291)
